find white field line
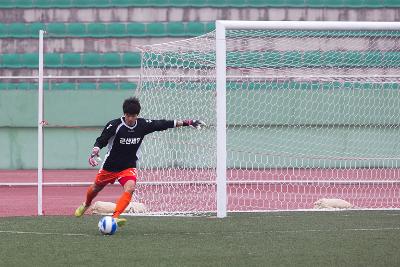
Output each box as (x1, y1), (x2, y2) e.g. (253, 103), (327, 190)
(1, 227), (399, 237)
(137, 227), (400, 237)
(141, 227), (400, 237)
(0, 230), (89, 237)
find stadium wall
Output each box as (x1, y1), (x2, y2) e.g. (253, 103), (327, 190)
(1, 90), (400, 169)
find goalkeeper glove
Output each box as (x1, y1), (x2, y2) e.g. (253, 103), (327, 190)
(182, 120), (206, 129)
(88, 147), (101, 167)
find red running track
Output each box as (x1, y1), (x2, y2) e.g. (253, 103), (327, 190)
(0, 169), (399, 217)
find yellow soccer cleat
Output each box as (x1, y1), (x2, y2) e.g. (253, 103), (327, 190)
(74, 203), (89, 217)
(114, 217), (127, 227)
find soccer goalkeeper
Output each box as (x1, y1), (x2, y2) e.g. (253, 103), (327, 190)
(74, 97), (205, 226)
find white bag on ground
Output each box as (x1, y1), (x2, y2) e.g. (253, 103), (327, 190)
(314, 198), (353, 209)
(88, 201), (147, 215)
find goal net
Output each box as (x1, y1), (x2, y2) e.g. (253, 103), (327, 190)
(138, 21), (400, 215)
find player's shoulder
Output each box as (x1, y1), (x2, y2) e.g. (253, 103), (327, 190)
(137, 118), (153, 124)
(104, 118), (122, 129)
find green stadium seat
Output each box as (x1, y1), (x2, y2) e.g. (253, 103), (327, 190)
(170, 0), (206, 7)
(0, 1), (16, 8)
(383, 52), (400, 67)
(384, 83), (399, 90)
(35, 0), (69, 8)
(205, 0), (231, 8)
(305, 0), (322, 7)
(47, 23), (66, 37)
(5, 83), (19, 90)
(186, 22), (205, 36)
(87, 23), (106, 37)
(344, 51), (363, 67)
(0, 24), (7, 37)
(78, 83), (97, 90)
(316, 0), (345, 8)
(14, 0), (34, 8)
(166, 22), (186, 37)
(205, 22), (215, 33)
(102, 53), (122, 68)
(126, 23), (146, 37)
(66, 23), (87, 37)
(7, 23), (28, 38)
(146, 23), (166, 37)
(261, 52), (281, 68)
(82, 53), (102, 68)
(51, 83), (77, 90)
(384, 0), (400, 7)
(219, 0), (247, 7)
(145, 0), (169, 7)
(16, 83), (32, 90)
(45, 54), (62, 68)
(365, 51), (383, 67)
(324, 51), (344, 67)
(106, 23), (127, 37)
(99, 82), (118, 90)
(120, 82), (137, 90)
(285, 0), (306, 7)
(363, 0), (384, 8)
(303, 51), (323, 67)
(111, 0), (141, 7)
(345, 0), (365, 8)
(307, 0), (334, 7)
(122, 53), (141, 67)
(1, 54), (19, 68)
(282, 51), (303, 67)
(70, 0), (111, 7)
(247, 0), (287, 7)
(28, 23), (46, 37)
(22, 53), (38, 68)
(62, 53), (82, 68)
(58, 0), (77, 8)
(168, 0), (190, 6)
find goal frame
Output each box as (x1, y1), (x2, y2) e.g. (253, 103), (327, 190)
(215, 20), (400, 218)
(33, 22), (400, 217)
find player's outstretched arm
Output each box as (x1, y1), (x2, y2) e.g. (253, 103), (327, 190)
(88, 147), (101, 167)
(177, 120), (206, 129)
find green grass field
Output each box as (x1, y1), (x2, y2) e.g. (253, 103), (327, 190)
(0, 211), (399, 266)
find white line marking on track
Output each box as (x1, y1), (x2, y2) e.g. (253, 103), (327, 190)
(0, 230), (89, 236)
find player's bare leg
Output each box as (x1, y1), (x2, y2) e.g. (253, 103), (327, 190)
(75, 183), (105, 217)
(112, 179), (135, 226)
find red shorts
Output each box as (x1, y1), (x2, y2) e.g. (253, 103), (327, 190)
(95, 168), (137, 186)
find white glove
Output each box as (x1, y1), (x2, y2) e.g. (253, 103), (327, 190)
(88, 147), (101, 167)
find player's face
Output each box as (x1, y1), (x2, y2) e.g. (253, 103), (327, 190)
(124, 113), (138, 126)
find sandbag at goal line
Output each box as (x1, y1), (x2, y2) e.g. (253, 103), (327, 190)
(87, 201), (148, 215)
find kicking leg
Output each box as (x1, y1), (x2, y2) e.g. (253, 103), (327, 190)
(75, 183), (104, 217)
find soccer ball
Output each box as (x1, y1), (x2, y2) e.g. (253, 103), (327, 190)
(98, 216), (118, 235)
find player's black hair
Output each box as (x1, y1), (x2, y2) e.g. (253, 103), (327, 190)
(123, 97), (141, 115)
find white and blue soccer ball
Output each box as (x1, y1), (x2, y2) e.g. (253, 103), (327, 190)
(98, 216), (118, 235)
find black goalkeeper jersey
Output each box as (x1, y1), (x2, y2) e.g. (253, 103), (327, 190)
(94, 117), (175, 172)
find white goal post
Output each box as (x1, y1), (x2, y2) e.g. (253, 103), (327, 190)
(214, 21), (400, 218)
(31, 21), (400, 217)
